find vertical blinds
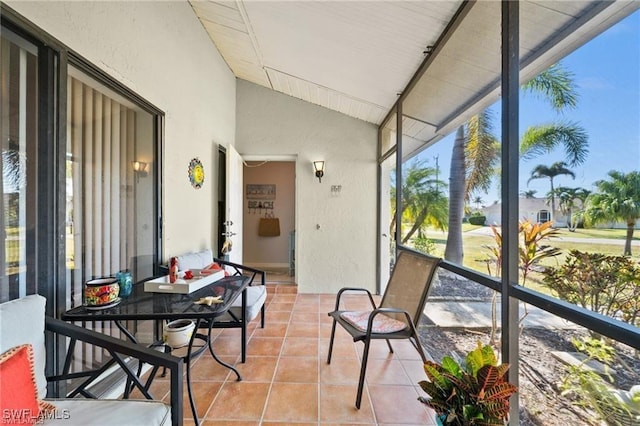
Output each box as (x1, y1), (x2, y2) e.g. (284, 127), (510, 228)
(67, 75), (138, 364)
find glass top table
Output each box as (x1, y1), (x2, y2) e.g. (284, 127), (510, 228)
(63, 275), (250, 322)
(62, 274), (251, 426)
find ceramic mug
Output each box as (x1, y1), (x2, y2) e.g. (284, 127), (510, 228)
(115, 271), (133, 297)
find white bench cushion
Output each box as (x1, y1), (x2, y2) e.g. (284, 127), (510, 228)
(176, 249), (214, 271)
(173, 249), (267, 322)
(231, 285), (267, 321)
(43, 399), (171, 425)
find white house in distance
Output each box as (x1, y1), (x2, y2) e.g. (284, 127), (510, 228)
(482, 197), (639, 229)
(482, 197), (568, 227)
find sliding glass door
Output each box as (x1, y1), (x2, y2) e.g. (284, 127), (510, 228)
(65, 68), (157, 311)
(0, 28), (39, 302)
(2, 8), (163, 377)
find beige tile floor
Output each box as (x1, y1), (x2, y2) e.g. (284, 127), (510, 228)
(148, 284), (438, 425)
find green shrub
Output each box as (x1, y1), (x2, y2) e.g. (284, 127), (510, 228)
(542, 250), (640, 326)
(561, 337), (640, 425)
(412, 236), (436, 255)
(468, 215), (486, 226)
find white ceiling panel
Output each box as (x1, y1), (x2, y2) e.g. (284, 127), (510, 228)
(194, 1), (245, 31)
(189, 0), (639, 155)
(190, 0), (461, 125)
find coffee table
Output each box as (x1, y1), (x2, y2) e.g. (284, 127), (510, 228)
(62, 274), (251, 425)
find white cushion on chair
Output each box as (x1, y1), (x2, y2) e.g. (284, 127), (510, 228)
(0, 294), (47, 399)
(176, 249), (213, 271)
(340, 311), (408, 333)
(231, 285), (267, 321)
(174, 250), (267, 321)
(43, 399), (171, 425)
(1, 296), (173, 425)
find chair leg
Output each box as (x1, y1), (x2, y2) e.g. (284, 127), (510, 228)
(356, 339), (371, 409)
(327, 319), (337, 364)
(260, 304), (265, 328)
(409, 324), (428, 363)
(385, 339), (394, 354)
(241, 318), (247, 363)
(160, 344), (171, 377)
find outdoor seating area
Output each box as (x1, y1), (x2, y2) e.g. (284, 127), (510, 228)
(163, 249), (268, 362)
(327, 249), (440, 409)
(2, 2), (639, 425)
(144, 283), (441, 425)
(0, 295), (183, 426)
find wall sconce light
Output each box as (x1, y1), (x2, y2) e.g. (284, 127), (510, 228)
(313, 161), (325, 183)
(132, 161), (148, 180)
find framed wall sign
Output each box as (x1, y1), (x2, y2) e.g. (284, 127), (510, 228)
(246, 184), (276, 200)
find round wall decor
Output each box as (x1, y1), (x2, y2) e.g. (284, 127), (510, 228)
(188, 158), (204, 189)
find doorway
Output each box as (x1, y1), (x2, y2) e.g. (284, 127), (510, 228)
(243, 160), (296, 284)
(217, 147), (226, 258)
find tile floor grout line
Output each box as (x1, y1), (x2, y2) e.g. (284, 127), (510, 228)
(198, 326), (246, 423)
(256, 292), (293, 425)
(180, 286), (438, 425)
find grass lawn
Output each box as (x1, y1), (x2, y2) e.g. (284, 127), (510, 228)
(421, 226), (639, 295)
(553, 227), (639, 240)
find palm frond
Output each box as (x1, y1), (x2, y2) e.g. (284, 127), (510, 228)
(520, 122), (589, 166)
(465, 112), (500, 197)
(522, 62), (579, 112)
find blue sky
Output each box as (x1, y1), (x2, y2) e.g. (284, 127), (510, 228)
(416, 10), (639, 205)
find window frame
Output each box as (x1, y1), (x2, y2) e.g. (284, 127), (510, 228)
(376, 0), (639, 381)
(1, 4), (164, 395)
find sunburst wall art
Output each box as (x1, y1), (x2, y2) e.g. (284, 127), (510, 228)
(188, 158), (204, 189)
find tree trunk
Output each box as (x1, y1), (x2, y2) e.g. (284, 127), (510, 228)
(444, 126), (466, 264)
(567, 209), (577, 232)
(625, 221), (634, 256)
(549, 177), (556, 224)
(402, 207), (428, 244)
(390, 209), (397, 236)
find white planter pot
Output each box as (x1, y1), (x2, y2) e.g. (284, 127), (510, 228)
(163, 319), (195, 349)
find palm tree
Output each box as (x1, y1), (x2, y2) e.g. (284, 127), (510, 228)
(444, 62), (588, 263)
(528, 162), (575, 223)
(444, 127), (471, 262)
(472, 195), (485, 210)
(520, 189), (538, 198)
(401, 188), (449, 244)
(547, 186), (590, 231)
(390, 160), (448, 245)
(583, 170), (640, 255)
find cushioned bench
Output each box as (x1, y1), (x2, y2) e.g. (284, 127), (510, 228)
(0, 295), (183, 425)
(169, 250), (267, 362)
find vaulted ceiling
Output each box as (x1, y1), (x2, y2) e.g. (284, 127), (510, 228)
(190, 0), (461, 125)
(189, 0), (639, 156)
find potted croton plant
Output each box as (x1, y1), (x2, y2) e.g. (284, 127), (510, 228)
(418, 341), (517, 425)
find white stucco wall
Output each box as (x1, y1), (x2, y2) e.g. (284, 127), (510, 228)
(6, 1), (236, 259)
(236, 80), (378, 294)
